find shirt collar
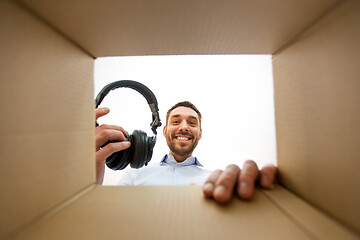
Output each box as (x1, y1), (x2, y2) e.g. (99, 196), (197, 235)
(160, 154), (204, 167)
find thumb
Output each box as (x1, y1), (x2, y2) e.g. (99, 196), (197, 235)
(95, 107), (110, 121)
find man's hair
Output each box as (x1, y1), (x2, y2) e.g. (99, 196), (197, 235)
(166, 101), (202, 126)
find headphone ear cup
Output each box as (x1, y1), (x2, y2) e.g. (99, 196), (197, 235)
(105, 130), (156, 170)
(130, 130), (149, 168)
(144, 136), (156, 166)
(105, 135), (134, 170)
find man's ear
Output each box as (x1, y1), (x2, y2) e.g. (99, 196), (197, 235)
(199, 128), (202, 140)
(163, 125), (167, 137)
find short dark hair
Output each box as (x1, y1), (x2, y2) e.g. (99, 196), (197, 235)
(166, 101), (202, 126)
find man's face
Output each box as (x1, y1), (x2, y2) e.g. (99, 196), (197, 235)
(163, 106), (202, 161)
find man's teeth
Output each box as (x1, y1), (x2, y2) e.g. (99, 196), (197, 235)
(176, 137), (190, 141)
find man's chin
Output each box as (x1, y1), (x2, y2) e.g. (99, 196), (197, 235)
(170, 147), (193, 158)
(167, 138), (198, 158)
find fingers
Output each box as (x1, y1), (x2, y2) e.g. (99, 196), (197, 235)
(259, 164), (277, 189)
(94, 108), (130, 185)
(95, 141), (131, 185)
(203, 169), (223, 198)
(203, 164), (240, 204)
(95, 107), (110, 121)
(95, 124), (129, 149)
(236, 160), (259, 200)
(96, 141), (131, 161)
(214, 164), (240, 203)
(203, 160), (277, 204)
(95, 123), (131, 185)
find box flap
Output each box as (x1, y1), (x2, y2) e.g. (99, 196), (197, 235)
(13, 186), (314, 240)
(18, 0), (339, 56)
(273, 0), (360, 233)
(0, 1), (94, 238)
(263, 186), (360, 239)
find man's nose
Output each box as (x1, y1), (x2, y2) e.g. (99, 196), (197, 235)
(179, 120), (189, 131)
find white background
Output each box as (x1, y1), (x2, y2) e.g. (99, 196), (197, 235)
(94, 55), (277, 185)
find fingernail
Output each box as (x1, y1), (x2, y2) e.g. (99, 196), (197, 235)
(261, 175), (269, 186)
(261, 175), (274, 189)
(203, 183), (214, 192)
(214, 185), (226, 197)
(240, 181), (249, 194)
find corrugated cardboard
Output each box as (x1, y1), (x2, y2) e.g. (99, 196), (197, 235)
(9, 186), (315, 240)
(10, 186), (360, 240)
(19, 0), (339, 56)
(0, 1), (94, 238)
(273, 0), (360, 232)
(1, 0), (359, 239)
(263, 186), (359, 240)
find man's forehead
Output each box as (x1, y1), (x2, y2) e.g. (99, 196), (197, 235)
(169, 106), (199, 120)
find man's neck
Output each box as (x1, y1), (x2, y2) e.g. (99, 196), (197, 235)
(169, 152), (192, 163)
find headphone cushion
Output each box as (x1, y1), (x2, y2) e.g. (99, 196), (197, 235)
(130, 130), (149, 168)
(105, 136), (133, 170)
(105, 130), (156, 170)
(145, 136), (156, 166)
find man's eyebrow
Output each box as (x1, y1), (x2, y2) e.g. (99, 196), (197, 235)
(169, 114), (181, 119)
(188, 116), (198, 121)
(170, 114), (198, 121)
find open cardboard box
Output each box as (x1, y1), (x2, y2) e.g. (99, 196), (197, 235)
(1, 0), (359, 239)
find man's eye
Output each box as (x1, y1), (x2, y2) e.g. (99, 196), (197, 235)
(189, 122), (196, 126)
(173, 120), (179, 124)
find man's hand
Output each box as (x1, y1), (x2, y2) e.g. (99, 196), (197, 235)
(95, 108), (131, 185)
(202, 160), (277, 203)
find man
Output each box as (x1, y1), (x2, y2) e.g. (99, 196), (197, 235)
(95, 101), (276, 203)
(117, 101), (212, 186)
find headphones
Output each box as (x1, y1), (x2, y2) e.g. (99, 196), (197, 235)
(95, 80), (162, 170)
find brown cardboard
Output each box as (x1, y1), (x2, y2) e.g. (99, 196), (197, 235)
(263, 186), (360, 240)
(273, 0), (360, 232)
(1, 0), (360, 239)
(12, 186), (359, 240)
(13, 186), (313, 240)
(0, 1), (94, 238)
(18, 0), (339, 56)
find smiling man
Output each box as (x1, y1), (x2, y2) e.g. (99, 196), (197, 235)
(95, 101), (277, 203)
(116, 101), (212, 186)
(164, 102), (202, 163)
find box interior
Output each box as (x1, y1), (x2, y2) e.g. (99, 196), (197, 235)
(1, 0), (359, 239)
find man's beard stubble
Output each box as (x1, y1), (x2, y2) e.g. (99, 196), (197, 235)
(166, 132), (199, 158)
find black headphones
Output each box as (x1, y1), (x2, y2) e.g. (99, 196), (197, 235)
(95, 80), (162, 170)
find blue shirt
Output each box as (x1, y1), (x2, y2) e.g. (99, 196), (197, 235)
(117, 154), (212, 186)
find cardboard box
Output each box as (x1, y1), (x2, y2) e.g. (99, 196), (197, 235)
(1, 0), (359, 239)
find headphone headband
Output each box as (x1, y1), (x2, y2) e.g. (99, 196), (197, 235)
(95, 80), (162, 134)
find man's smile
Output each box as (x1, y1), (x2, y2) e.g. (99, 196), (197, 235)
(175, 136), (191, 142)
(174, 133), (193, 143)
